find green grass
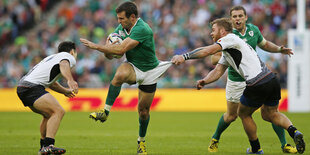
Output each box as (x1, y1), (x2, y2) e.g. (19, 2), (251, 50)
(0, 112), (309, 154)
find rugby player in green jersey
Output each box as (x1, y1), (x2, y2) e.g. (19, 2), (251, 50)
(80, 1), (171, 154)
(208, 6), (297, 153)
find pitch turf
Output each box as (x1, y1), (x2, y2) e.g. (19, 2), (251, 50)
(0, 112), (308, 154)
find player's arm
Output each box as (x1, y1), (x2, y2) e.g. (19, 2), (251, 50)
(49, 82), (76, 98)
(258, 38), (293, 56)
(80, 37), (139, 55)
(196, 63), (228, 90)
(59, 59), (78, 94)
(171, 43), (222, 65)
(211, 52), (222, 65)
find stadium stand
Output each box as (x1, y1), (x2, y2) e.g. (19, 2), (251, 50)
(0, 0), (309, 88)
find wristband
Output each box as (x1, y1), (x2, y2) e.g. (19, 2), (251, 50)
(182, 53), (190, 60)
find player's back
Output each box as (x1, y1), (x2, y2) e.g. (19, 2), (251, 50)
(218, 34), (272, 85)
(22, 52), (76, 87)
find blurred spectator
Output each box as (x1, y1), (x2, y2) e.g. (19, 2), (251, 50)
(1, 0), (309, 88)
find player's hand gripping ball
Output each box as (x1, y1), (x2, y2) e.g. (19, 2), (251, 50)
(107, 33), (124, 59)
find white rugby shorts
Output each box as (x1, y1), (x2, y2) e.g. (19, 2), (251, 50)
(129, 61), (172, 85)
(226, 78), (246, 103)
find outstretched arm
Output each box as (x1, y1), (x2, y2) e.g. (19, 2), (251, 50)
(258, 39), (293, 56)
(59, 59), (78, 94)
(171, 43), (222, 65)
(80, 37), (139, 55)
(196, 64), (228, 90)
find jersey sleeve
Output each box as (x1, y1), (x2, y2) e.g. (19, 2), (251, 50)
(216, 35), (235, 50)
(59, 52), (76, 68)
(129, 25), (150, 43)
(218, 54), (230, 66)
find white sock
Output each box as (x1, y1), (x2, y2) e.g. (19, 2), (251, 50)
(104, 104), (112, 111)
(138, 137), (145, 142)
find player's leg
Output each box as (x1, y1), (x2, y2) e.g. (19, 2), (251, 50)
(90, 62), (136, 122)
(239, 96), (263, 154)
(261, 104), (305, 154)
(208, 79), (245, 152)
(40, 118), (48, 150)
(136, 85), (156, 155)
(30, 93), (66, 154)
(29, 105), (47, 152)
(260, 104), (297, 153)
(30, 107), (48, 150)
(208, 101), (239, 152)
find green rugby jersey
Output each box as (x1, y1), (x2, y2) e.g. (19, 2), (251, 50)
(114, 18), (159, 72)
(228, 23), (264, 81)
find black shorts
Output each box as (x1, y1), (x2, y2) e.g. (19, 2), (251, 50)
(17, 85), (48, 107)
(241, 77), (281, 108)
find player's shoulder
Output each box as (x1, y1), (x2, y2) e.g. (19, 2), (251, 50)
(133, 18), (152, 34)
(55, 52), (75, 62)
(223, 33), (240, 40)
(57, 52), (73, 57)
(246, 23), (260, 31)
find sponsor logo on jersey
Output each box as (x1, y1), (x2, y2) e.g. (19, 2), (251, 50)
(119, 30), (125, 37)
(249, 31), (254, 37)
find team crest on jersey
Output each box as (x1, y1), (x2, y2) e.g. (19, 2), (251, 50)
(119, 30), (125, 37)
(249, 31), (254, 37)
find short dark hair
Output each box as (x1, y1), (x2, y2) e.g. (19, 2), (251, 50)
(230, 6), (247, 16)
(211, 18), (232, 33)
(58, 41), (76, 53)
(116, 1), (138, 18)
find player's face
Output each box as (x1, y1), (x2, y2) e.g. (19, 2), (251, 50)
(211, 24), (221, 42)
(117, 11), (133, 30)
(231, 10), (248, 32)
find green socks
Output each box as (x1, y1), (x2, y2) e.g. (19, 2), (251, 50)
(104, 84), (121, 115)
(272, 123), (287, 147)
(139, 117), (150, 137)
(212, 115), (231, 140)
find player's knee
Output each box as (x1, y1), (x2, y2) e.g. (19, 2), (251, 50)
(227, 114), (238, 122)
(261, 111), (271, 122)
(238, 111), (247, 119)
(59, 108), (65, 117)
(138, 109), (149, 120)
(54, 106), (65, 118)
(113, 71), (129, 83)
(138, 83), (157, 93)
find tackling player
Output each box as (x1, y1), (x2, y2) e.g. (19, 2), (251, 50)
(208, 6), (297, 153)
(17, 41), (78, 154)
(171, 18), (305, 154)
(80, 1), (171, 154)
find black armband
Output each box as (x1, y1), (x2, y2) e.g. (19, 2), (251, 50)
(182, 53), (190, 60)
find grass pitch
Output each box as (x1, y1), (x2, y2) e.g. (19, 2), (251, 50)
(0, 111), (308, 154)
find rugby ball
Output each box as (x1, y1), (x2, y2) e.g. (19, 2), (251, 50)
(107, 33), (123, 59)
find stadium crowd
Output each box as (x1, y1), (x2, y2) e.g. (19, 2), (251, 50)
(1, 0), (310, 88)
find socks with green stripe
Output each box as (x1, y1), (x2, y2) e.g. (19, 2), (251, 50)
(104, 84), (121, 115)
(272, 123), (287, 147)
(212, 114), (231, 140)
(139, 117), (150, 138)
